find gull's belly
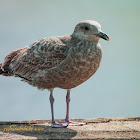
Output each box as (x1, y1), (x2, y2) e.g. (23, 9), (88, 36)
(32, 58), (101, 90)
(58, 59), (101, 89)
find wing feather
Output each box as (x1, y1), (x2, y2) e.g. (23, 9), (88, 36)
(3, 37), (69, 79)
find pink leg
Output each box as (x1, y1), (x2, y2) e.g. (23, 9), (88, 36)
(49, 89), (67, 128)
(65, 89), (86, 126)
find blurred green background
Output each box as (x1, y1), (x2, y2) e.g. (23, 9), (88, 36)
(0, 0), (140, 121)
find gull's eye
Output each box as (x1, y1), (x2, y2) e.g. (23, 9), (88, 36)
(84, 26), (89, 30)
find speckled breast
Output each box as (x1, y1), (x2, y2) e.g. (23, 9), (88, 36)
(56, 43), (102, 89)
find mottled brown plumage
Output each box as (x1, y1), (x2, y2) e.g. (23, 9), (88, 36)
(0, 20), (109, 127)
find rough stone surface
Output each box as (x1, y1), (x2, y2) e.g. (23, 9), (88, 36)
(0, 117), (140, 139)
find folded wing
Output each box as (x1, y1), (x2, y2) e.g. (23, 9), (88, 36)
(1, 37), (69, 80)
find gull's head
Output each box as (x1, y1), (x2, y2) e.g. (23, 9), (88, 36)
(73, 20), (109, 42)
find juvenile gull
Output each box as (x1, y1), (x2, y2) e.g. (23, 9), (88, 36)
(0, 20), (109, 128)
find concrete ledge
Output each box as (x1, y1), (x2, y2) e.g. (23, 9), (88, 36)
(0, 117), (140, 139)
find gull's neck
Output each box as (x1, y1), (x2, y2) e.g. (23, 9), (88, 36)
(71, 35), (98, 47)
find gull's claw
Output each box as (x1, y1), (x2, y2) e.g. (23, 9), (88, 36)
(51, 122), (68, 128)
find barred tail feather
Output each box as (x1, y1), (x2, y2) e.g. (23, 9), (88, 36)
(0, 47), (28, 76)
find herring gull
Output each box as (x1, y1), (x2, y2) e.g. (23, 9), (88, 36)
(0, 20), (109, 128)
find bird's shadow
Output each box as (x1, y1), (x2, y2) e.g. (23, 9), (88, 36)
(0, 121), (77, 139)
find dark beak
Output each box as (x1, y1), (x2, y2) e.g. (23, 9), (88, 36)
(97, 32), (109, 41)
